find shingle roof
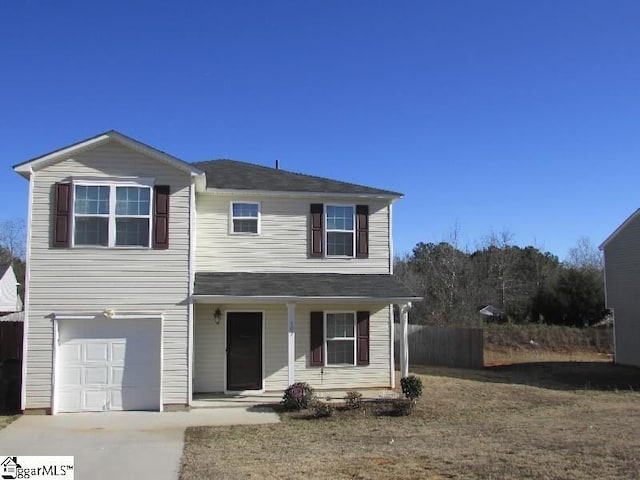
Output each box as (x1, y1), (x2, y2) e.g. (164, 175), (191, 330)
(191, 159), (402, 196)
(194, 272), (418, 300)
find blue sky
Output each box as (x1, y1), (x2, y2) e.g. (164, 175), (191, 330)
(1, 1), (639, 259)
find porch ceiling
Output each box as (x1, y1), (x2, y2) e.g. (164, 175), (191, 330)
(193, 272), (421, 304)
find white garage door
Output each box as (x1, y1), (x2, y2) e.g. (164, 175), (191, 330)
(56, 319), (161, 412)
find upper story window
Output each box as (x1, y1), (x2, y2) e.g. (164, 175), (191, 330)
(73, 183), (152, 247)
(231, 202), (260, 234)
(310, 203), (369, 259)
(326, 205), (355, 257)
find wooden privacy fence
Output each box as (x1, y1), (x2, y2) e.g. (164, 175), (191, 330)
(0, 321), (23, 362)
(0, 321), (23, 412)
(395, 324), (484, 369)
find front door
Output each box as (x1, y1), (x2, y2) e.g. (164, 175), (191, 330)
(226, 312), (263, 391)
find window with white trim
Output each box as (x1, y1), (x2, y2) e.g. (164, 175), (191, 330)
(325, 312), (356, 365)
(326, 205), (355, 257)
(231, 202), (260, 234)
(73, 183), (152, 247)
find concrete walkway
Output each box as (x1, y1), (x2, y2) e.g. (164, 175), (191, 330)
(0, 408), (279, 480)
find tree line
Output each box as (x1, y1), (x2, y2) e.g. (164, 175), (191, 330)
(395, 231), (606, 327)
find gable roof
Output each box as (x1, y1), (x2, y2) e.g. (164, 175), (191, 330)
(194, 272), (419, 302)
(13, 130), (205, 181)
(13, 131), (400, 197)
(599, 208), (640, 250)
(192, 159), (402, 197)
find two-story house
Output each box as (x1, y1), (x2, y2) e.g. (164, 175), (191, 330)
(13, 131), (419, 414)
(600, 209), (640, 368)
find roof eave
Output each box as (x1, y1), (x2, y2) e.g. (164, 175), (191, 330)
(193, 294), (421, 304)
(599, 208), (640, 250)
(203, 187), (402, 200)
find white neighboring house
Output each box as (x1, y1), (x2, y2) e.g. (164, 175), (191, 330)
(0, 265), (22, 314)
(600, 209), (640, 368)
(13, 131), (420, 414)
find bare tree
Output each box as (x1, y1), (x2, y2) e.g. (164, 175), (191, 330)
(565, 236), (603, 272)
(0, 218), (26, 262)
(480, 229), (518, 313)
(405, 225), (471, 325)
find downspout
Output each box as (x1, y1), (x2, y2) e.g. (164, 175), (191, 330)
(22, 167), (35, 412)
(388, 201), (395, 388)
(187, 176), (196, 405)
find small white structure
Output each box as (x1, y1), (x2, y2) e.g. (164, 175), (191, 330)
(0, 265), (22, 313)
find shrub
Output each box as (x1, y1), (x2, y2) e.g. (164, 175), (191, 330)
(401, 375), (423, 400)
(282, 382), (315, 411)
(344, 391), (363, 410)
(312, 401), (335, 418)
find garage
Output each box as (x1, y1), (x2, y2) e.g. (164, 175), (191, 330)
(55, 318), (162, 413)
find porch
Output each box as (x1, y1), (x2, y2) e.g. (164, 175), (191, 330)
(191, 272), (421, 398)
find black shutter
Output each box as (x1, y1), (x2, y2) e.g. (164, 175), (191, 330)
(356, 205), (369, 258)
(53, 183), (71, 248)
(356, 311), (370, 366)
(310, 204), (323, 257)
(310, 311), (324, 366)
(153, 185), (170, 249)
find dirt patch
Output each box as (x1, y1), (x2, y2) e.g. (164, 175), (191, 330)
(485, 348), (611, 366)
(180, 363), (640, 479)
(484, 324), (613, 353)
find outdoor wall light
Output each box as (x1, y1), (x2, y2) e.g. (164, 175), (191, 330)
(103, 309), (115, 318)
(213, 307), (222, 325)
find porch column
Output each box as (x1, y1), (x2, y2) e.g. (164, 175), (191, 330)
(399, 303), (412, 378)
(287, 303), (296, 386)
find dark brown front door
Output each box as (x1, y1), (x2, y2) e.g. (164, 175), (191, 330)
(226, 312), (262, 391)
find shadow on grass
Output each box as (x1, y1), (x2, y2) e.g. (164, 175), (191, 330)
(411, 362), (640, 392)
(273, 400), (415, 421)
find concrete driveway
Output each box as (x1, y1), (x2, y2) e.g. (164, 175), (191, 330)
(0, 408), (280, 480)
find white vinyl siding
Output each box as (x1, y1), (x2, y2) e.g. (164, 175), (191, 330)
(194, 303), (391, 392)
(196, 194), (390, 273)
(25, 141), (191, 409)
(603, 213), (640, 368)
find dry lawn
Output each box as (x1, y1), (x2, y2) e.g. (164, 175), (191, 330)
(180, 361), (640, 480)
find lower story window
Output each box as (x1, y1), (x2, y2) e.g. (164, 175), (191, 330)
(325, 312), (356, 365)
